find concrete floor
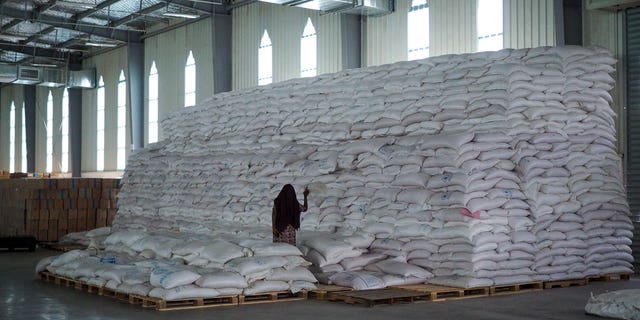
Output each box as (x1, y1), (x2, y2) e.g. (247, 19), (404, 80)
(1, 249), (638, 320)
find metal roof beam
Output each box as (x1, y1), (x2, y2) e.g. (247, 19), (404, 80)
(0, 19), (22, 33)
(22, 26), (56, 44)
(33, 0), (60, 17)
(0, 41), (71, 59)
(110, 2), (166, 27)
(76, 0), (121, 21)
(0, 4), (142, 42)
(162, 0), (223, 14)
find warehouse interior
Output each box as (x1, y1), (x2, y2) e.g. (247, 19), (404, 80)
(1, 0), (640, 319)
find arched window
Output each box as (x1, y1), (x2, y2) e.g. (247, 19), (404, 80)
(148, 61), (159, 143)
(46, 91), (53, 173)
(96, 76), (105, 171)
(301, 18), (317, 77)
(184, 51), (196, 107)
(117, 70), (127, 170)
(9, 102), (15, 172)
(477, 0), (503, 52)
(21, 104), (26, 173)
(408, 0), (429, 60)
(258, 30), (273, 85)
(61, 89), (69, 173)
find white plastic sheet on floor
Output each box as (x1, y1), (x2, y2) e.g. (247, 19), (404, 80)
(52, 46), (633, 293)
(585, 289), (640, 320)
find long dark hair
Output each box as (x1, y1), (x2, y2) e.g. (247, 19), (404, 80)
(274, 184), (301, 233)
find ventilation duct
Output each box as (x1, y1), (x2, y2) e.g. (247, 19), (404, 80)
(39, 68), (67, 88)
(258, 0), (392, 15)
(13, 66), (42, 85)
(67, 69), (96, 89)
(0, 64), (17, 82)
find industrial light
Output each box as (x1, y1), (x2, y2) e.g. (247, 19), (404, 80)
(57, 0), (96, 9)
(31, 63), (58, 68)
(0, 34), (28, 42)
(85, 41), (119, 47)
(162, 12), (201, 19)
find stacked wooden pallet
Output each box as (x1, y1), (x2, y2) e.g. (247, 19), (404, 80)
(39, 271), (307, 311)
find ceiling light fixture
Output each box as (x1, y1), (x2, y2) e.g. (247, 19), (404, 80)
(162, 12), (201, 19)
(85, 41), (119, 47)
(56, 0), (96, 9)
(31, 63), (59, 68)
(0, 34), (28, 42)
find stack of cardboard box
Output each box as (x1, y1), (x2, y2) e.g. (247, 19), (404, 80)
(0, 178), (120, 242)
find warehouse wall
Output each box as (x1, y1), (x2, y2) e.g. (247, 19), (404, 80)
(144, 18), (214, 143)
(35, 87), (66, 173)
(364, 0), (556, 67)
(82, 47), (129, 173)
(583, 7), (625, 155)
(0, 85), (25, 172)
(232, 2), (343, 90)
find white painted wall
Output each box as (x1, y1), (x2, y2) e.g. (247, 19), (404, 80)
(232, 2), (343, 90)
(0, 85), (25, 172)
(82, 47), (129, 173)
(144, 18), (214, 143)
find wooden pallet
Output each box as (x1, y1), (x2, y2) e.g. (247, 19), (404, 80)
(328, 288), (431, 307)
(490, 282), (544, 295)
(238, 290), (307, 305)
(543, 279), (586, 289)
(129, 294), (238, 311)
(392, 284), (490, 301)
(309, 284), (354, 300)
(585, 273), (632, 283)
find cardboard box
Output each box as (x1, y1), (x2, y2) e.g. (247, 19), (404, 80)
(86, 209), (96, 229)
(26, 199), (39, 210)
(48, 209), (60, 220)
(52, 199), (64, 209)
(40, 199), (50, 209)
(38, 230), (48, 242)
(77, 218), (87, 230)
(78, 188), (92, 199)
(39, 209), (49, 220)
(107, 208), (117, 225)
(57, 179), (71, 189)
(38, 218), (49, 230)
(58, 217), (68, 229)
(68, 209), (78, 219)
(46, 179), (57, 190)
(96, 209), (108, 228)
(68, 219), (77, 233)
(27, 220), (38, 236)
(98, 199), (111, 209)
(64, 199), (76, 210)
(77, 199), (88, 209)
(26, 209), (39, 220)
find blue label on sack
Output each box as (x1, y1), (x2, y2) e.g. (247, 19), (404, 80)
(502, 189), (513, 198)
(100, 257), (116, 264)
(440, 193), (450, 200)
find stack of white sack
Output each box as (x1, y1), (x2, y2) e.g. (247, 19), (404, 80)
(36, 230), (318, 300)
(108, 46), (631, 289)
(506, 48), (634, 282)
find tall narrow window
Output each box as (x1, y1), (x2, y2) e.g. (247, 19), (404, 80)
(258, 30), (273, 85)
(61, 89), (69, 173)
(96, 76), (105, 171)
(46, 92), (53, 173)
(149, 61), (159, 143)
(117, 70), (127, 170)
(301, 18), (317, 77)
(477, 0), (503, 52)
(184, 51), (196, 107)
(21, 104), (26, 173)
(9, 102), (15, 173)
(408, 0), (430, 60)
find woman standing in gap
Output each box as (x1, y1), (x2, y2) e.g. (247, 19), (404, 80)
(272, 184), (309, 245)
